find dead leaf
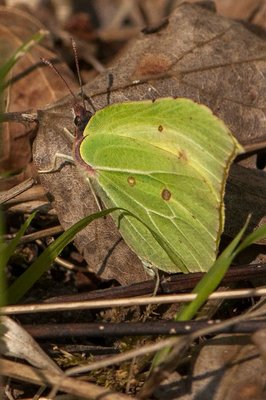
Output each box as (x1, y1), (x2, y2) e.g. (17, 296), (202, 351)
(0, 6), (76, 190)
(176, 0), (266, 29)
(215, 0), (266, 27)
(188, 300), (266, 400)
(0, 316), (61, 373)
(155, 299), (266, 400)
(187, 334), (266, 400)
(252, 328), (266, 363)
(34, 3), (266, 284)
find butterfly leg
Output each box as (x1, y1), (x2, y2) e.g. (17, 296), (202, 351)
(63, 127), (75, 143)
(38, 153), (74, 173)
(86, 177), (105, 212)
(142, 267), (160, 321)
(106, 73), (114, 106)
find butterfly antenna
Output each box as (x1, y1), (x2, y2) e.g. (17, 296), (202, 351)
(41, 57), (77, 101)
(107, 73), (113, 106)
(71, 38), (96, 113)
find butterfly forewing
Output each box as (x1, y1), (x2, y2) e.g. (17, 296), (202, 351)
(78, 98), (242, 273)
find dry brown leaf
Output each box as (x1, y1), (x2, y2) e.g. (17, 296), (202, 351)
(34, 3), (266, 284)
(187, 301), (266, 400)
(0, 358), (131, 400)
(175, 0), (266, 28)
(0, 6), (76, 190)
(215, 0), (266, 25)
(182, 334), (266, 400)
(0, 316), (61, 373)
(155, 300), (266, 400)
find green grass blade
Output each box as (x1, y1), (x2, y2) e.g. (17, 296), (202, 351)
(0, 209), (6, 307)
(0, 213), (36, 270)
(233, 224), (266, 256)
(0, 30), (47, 183)
(0, 30), (47, 86)
(6, 206), (188, 304)
(152, 219), (250, 368)
(6, 208), (119, 304)
(175, 218), (250, 322)
(152, 218), (266, 367)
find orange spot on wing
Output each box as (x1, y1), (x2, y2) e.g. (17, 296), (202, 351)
(127, 176), (136, 186)
(162, 188), (171, 201)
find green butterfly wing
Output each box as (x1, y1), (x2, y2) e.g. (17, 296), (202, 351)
(78, 98), (243, 273)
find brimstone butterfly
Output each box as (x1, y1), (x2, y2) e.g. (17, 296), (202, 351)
(72, 97), (243, 274)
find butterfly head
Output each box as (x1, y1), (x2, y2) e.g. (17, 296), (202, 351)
(73, 103), (93, 139)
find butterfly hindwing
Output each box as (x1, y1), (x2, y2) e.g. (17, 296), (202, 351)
(78, 98), (242, 273)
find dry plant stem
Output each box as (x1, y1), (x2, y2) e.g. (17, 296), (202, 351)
(126, 356), (136, 394)
(2, 287), (266, 315)
(65, 338), (178, 377)
(24, 319), (266, 339)
(140, 309), (266, 398)
(54, 256), (86, 271)
(0, 111), (38, 124)
(45, 263), (266, 303)
(243, 139), (266, 153)
(0, 178), (36, 205)
(3, 384), (13, 400)
(3, 185), (47, 206)
(32, 386), (46, 400)
(0, 359), (131, 400)
(3, 225), (63, 243)
(6, 201), (54, 215)
(65, 307), (266, 377)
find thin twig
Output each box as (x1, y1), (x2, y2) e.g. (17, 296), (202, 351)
(44, 263), (266, 303)
(2, 287), (266, 315)
(23, 319), (266, 339)
(0, 178), (36, 205)
(0, 111), (38, 124)
(3, 225), (63, 243)
(64, 307), (266, 377)
(0, 358), (131, 400)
